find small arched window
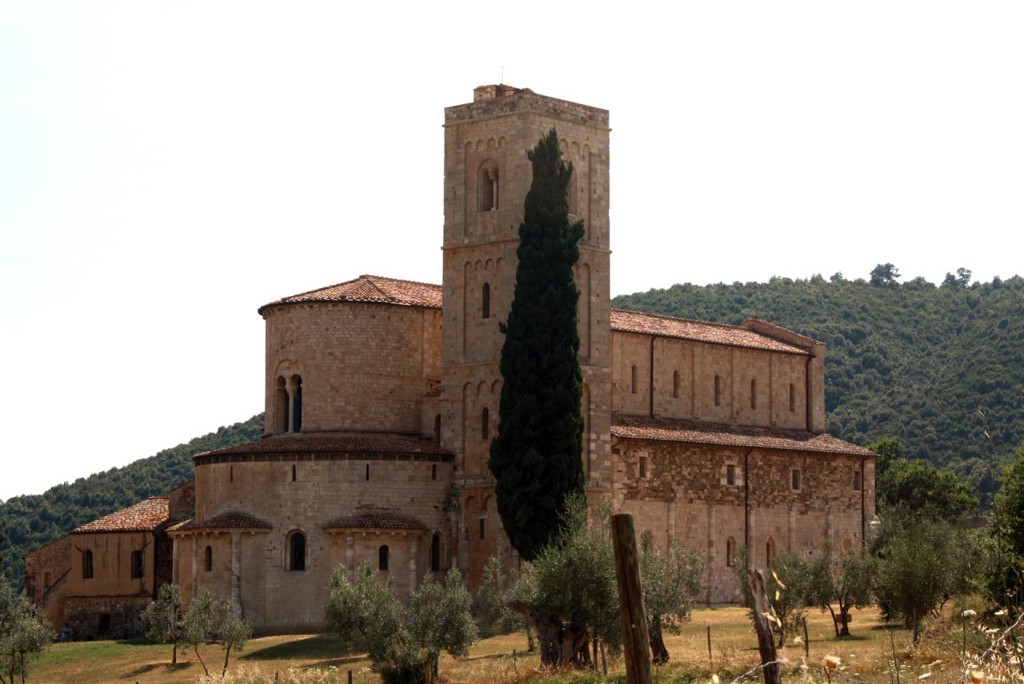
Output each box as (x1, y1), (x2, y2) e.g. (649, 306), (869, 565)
(789, 383), (796, 412)
(431, 534), (441, 572)
(379, 545), (389, 571)
(205, 546), (213, 572)
(482, 282), (491, 319)
(289, 532), (306, 571)
(479, 164), (499, 211)
(83, 550), (94, 579)
(714, 375), (722, 406)
(672, 370), (680, 399)
(750, 378), (757, 409)
(290, 375), (303, 433)
(631, 365), (638, 394)
(481, 407), (489, 440)
(275, 377), (288, 433)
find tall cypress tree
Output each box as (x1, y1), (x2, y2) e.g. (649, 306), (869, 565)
(489, 129), (585, 561)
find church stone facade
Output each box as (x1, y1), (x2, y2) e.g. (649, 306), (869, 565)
(28, 85), (875, 635)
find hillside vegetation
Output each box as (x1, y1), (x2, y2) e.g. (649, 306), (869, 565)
(0, 415), (263, 586)
(612, 269), (1024, 504)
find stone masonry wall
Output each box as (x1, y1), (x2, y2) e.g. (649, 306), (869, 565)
(612, 332), (810, 430)
(263, 303), (441, 435)
(613, 440), (872, 603)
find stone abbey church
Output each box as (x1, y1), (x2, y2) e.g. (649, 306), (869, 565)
(27, 85), (875, 637)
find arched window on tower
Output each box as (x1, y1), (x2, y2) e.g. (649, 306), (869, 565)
(290, 375), (303, 433)
(289, 531), (306, 571)
(479, 163), (499, 211)
(482, 282), (491, 319)
(275, 377), (288, 433)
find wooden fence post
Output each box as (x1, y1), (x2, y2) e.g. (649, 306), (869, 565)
(749, 569), (782, 684)
(611, 513), (653, 684)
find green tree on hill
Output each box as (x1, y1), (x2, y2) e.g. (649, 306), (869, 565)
(489, 129), (585, 561)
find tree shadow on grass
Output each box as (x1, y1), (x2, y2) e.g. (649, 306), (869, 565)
(121, 662), (192, 678)
(242, 633), (364, 662)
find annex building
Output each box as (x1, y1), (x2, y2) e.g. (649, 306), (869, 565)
(27, 85), (875, 636)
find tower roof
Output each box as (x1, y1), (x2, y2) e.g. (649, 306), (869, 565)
(258, 275), (442, 315)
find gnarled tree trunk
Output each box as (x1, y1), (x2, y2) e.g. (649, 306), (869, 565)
(509, 601), (591, 667)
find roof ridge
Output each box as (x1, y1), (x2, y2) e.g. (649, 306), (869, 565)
(611, 307), (745, 332)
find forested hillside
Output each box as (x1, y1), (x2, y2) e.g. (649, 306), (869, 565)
(0, 415), (263, 586)
(613, 269), (1024, 504)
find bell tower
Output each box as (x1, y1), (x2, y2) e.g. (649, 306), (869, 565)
(439, 85), (612, 584)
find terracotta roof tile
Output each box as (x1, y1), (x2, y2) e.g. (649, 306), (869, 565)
(611, 415), (875, 457)
(73, 497), (170, 534)
(176, 511), (273, 531)
(195, 433), (451, 459)
(259, 275), (442, 314)
(324, 512), (428, 531)
(610, 309), (810, 354)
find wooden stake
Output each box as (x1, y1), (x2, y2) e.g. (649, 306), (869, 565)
(611, 513), (653, 684)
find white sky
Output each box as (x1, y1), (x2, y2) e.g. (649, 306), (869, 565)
(1, 2), (1022, 501)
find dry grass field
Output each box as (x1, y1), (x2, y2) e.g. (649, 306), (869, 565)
(27, 605), (997, 684)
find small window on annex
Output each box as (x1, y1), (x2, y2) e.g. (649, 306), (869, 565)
(672, 370), (680, 399)
(750, 378), (757, 410)
(289, 532), (306, 571)
(82, 550), (94, 580)
(639, 456), (648, 479)
(853, 469), (862, 491)
(789, 383), (796, 412)
(204, 546), (213, 572)
(631, 365), (638, 394)
(726, 464), (736, 486)
(378, 545), (389, 572)
(131, 550), (144, 579)
(714, 375), (722, 406)
(791, 469), (801, 491)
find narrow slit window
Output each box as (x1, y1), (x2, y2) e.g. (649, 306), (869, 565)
(673, 370), (680, 399)
(291, 464), (296, 482)
(766, 538), (776, 566)
(853, 469), (862, 491)
(791, 469), (801, 490)
(726, 538), (735, 567)
(479, 518), (486, 540)
(639, 456), (648, 479)
(714, 375), (722, 406)
(431, 463), (437, 481)
(789, 383), (796, 412)
(290, 532), (306, 571)
(205, 546), (213, 572)
(379, 545), (389, 571)
(83, 550), (94, 579)
(631, 365), (638, 394)
(481, 407), (489, 440)
(750, 378), (757, 409)
(482, 283), (491, 319)
(726, 464), (736, 486)
(365, 463), (370, 481)
(431, 534), (441, 572)
(291, 375), (303, 433)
